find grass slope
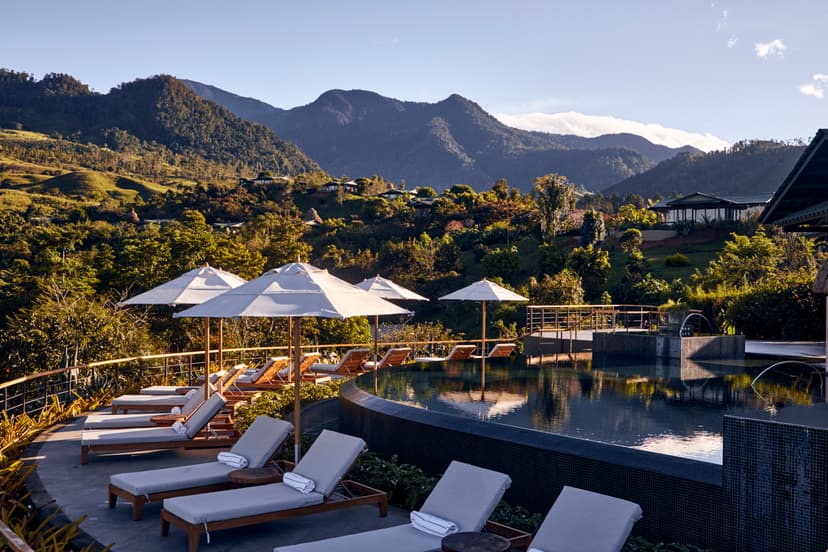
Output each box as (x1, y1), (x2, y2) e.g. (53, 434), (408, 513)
(30, 170), (167, 201)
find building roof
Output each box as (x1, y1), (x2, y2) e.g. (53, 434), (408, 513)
(759, 129), (828, 231)
(649, 192), (773, 211)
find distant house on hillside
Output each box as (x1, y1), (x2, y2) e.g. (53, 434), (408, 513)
(238, 173), (291, 186)
(378, 189), (409, 201)
(322, 180), (359, 194)
(759, 129), (828, 232)
(213, 222), (244, 233)
(649, 192), (772, 225)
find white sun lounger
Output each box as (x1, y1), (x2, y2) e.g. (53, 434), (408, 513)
(110, 382), (215, 414)
(108, 416), (293, 520)
(81, 393), (230, 464)
(84, 386), (206, 430)
(160, 429), (387, 552)
(140, 368), (231, 395)
(527, 486), (643, 552)
(273, 460), (512, 552)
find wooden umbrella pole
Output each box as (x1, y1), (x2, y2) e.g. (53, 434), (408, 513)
(293, 317), (303, 463)
(203, 317), (211, 400)
(481, 300), (486, 390)
(373, 315), (379, 368)
(218, 318), (224, 370)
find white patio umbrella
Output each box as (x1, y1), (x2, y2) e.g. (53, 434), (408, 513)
(174, 262), (411, 462)
(439, 279), (527, 379)
(356, 275), (428, 364)
(438, 390), (527, 420)
(118, 265), (247, 399)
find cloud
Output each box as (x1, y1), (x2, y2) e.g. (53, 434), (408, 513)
(754, 39), (786, 59)
(715, 9), (728, 32)
(727, 35), (738, 48)
(798, 73), (828, 99)
(494, 111), (730, 152)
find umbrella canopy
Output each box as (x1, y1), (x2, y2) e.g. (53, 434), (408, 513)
(118, 265), (247, 307)
(118, 265), (247, 399)
(356, 275), (427, 364)
(440, 279), (527, 378)
(175, 263), (411, 319)
(439, 278), (527, 303)
(356, 275), (428, 301)
(175, 262), (411, 461)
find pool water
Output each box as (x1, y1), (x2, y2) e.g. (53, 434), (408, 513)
(356, 356), (825, 464)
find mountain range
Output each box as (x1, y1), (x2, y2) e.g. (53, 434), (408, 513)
(603, 140), (803, 198)
(0, 70), (317, 176)
(183, 80), (700, 192)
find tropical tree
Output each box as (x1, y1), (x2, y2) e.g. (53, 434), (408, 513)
(531, 173), (575, 242)
(580, 210), (606, 246)
(566, 245), (611, 300)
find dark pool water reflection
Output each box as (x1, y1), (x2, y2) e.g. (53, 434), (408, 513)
(355, 356), (825, 464)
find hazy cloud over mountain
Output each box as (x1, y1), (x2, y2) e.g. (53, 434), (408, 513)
(494, 111), (730, 152)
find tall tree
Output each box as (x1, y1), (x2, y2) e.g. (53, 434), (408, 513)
(531, 173), (575, 242)
(580, 210), (606, 246)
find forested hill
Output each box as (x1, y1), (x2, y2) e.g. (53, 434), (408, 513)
(604, 140), (804, 198)
(0, 70), (318, 175)
(183, 81), (700, 192)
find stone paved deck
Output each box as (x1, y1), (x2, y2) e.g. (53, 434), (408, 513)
(26, 414), (408, 551)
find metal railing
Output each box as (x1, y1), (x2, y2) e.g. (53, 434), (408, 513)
(0, 338), (514, 417)
(525, 304), (661, 336)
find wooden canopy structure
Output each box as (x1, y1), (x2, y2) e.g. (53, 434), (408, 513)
(649, 192), (772, 225)
(759, 129), (828, 232)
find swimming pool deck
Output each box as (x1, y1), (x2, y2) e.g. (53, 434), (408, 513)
(25, 415), (408, 551)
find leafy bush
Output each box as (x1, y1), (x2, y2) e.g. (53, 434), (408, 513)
(664, 252), (691, 267)
(725, 272), (824, 339)
(0, 392), (112, 551)
(233, 381), (343, 432)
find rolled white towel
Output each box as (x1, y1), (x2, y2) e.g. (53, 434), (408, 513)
(217, 451), (248, 468)
(170, 406), (182, 414)
(283, 472), (315, 493)
(171, 421), (187, 435)
(410, 510), (458, 537)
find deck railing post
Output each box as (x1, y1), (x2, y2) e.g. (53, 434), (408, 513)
(163, 357), (168, 382)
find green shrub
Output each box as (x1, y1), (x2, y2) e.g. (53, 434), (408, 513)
(233, 381), (343, 432)
(664, 252), (691, 267)
(725, 272), (824, 339)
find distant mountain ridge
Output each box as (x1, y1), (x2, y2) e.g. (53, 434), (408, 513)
(183, 81), (701, 191)
(0, 70), (317, 176)
(604, 140), (804, 198)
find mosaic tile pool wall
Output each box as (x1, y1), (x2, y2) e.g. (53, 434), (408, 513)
(724, 411), (828, 552)
(340, 382), (723, 549)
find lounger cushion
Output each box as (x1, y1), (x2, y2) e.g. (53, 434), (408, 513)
(292, 430), (365, 497)
(84, 412), (158, 429)
(111, 462), (236, 496)
(237, 357), (285, 383)
(531, 486), (642, 552)
(140, 385), (190, 395)
(163, 483), (323, 524)
(274, 523), (441, 552)
(183, 393), (227, 438)
(230, 416), (293, 468)
(111, 394), (189, 408)
(419, 461), (511, 532)
(81, 426), (187, 446)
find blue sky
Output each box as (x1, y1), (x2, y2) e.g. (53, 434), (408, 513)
(3, 1), (825, 150)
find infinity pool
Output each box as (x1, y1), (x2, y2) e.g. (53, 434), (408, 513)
(355, 356), (824, 464)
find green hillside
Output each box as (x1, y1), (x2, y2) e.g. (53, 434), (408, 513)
(30, 170), (168, 201)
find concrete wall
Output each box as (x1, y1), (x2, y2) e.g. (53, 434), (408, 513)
(593, 332), (745, 360)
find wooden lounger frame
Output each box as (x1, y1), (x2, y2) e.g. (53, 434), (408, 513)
(109, 460), (294, 521)
(235, 353), (323, 390)
(483, 519), (533, 549)
(81, 428), (238, 465)
(160, 479), (388, 552)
